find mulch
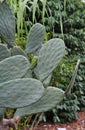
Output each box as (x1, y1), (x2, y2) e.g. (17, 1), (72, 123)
(35, 111), (85, 130)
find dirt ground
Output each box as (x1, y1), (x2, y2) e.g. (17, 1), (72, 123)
(35, 111), (85, 130)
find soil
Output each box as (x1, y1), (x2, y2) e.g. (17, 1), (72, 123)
(35, 111), (85, 130)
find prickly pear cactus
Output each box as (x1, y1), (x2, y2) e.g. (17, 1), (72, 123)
(14, 34), (65, 117)
(0, 44), (44, 117)
(0, 1), (65, 123)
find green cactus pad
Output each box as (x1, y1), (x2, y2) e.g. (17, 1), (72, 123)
(14, 87), (64, 117)
(0, 43), (10, 61)
(0, 55), (30, 83)
(0, 1), (15, 46)
(35, 38), (65, 80)
(11, 46), (27, 57)
(26, 23), (46, 54)
(0, 78), (44, 108)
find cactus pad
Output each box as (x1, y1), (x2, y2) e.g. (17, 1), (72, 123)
(22, 69), (32, 78)
(0, 78), (44, 108)
(0, 1), (15, 46)
(0, 55), (30, 83)
(35, 38), (65, 80)
(26, 23), (46, 54)
(0, 43), (10, 61)
(43, 73), (52, 86)
(14, 87), (64, 117)
(0, 108), (5, 118)
(11, 46), (27, 57)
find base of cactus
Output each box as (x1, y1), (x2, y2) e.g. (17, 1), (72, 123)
(0, 117), (20, 130)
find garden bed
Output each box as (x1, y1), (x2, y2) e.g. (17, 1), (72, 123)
(35, 111), (85, 130)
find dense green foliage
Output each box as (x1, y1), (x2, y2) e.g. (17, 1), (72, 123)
(49, 0), (85, 123)
(7, 0), (85, 54)
(51, 0), (85, 54)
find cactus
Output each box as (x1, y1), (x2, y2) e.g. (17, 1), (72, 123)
(0, 1), (66, 129)
(13, 36), (65, 119)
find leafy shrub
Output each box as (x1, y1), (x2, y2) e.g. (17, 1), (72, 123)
(74, 55), (85, 110)
(51, 0), (85, 54)
(7, 0), (47, 40)
(7, 0), (85, 54)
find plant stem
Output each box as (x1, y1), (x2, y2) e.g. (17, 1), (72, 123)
(65, 59), (80, 95)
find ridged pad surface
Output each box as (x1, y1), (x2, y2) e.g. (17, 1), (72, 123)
(11, 46), (27, 57)
(0, 78), (44, 108)
(35, 38), (65, 80)
(0, 55), (30, 83)
(0, 43), (10, 61)
(0, 1), (15, 46)
(14, 87), (64, 116)
(26, 23), (46, 53)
